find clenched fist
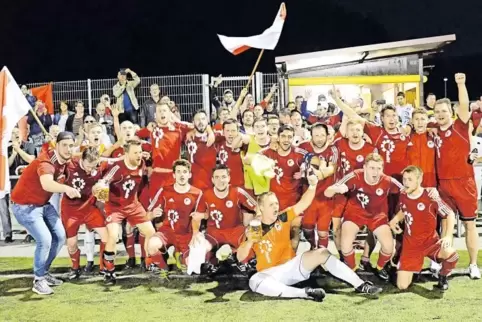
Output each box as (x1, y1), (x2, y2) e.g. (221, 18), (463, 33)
(455, 73), (466, 85)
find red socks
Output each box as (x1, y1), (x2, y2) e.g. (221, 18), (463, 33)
(146, 251), (167, 269)
(69, 249), (81, 269)
(343, 250), (356, 270)
(440, 252), (459, 276)
(376, 250), (392, 270)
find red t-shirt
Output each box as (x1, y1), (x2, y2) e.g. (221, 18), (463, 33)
(398, 190), (451, 248)
(199, 186), (257, 229)
(11, 150), (67, 206)
(337, 169), (403, 215)
(407, 132), (437, 187)
(110, 143), (151, 158)
(333, 138), (376, 178)
(214, 136), (245, 187)
(137, 122), (190, 169)
(307, 114), (341, 127)
(186, 134), (217, 190)
(435, 119), (474, 179)
(364, 123), (409, 177)
(149, 184), (206, 234)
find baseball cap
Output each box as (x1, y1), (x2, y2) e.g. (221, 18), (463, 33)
(119, 68), (127, 75)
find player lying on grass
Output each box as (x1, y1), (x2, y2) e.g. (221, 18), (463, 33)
(236, 171), (383, 302)
(390, 166), (458, 291)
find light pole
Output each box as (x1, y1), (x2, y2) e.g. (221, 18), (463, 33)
(443, 78), (448, 98)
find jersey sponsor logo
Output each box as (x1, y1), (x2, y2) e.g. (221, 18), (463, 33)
(417, 203), (425, 211)
(72, 177), (86, 192)
(287, 159), (294, 167)
(226, 200), (233, 208)
(184, 198), (191, 205)
(445, 130), (451, 137)
(167, 210), (179, 229)
(356, 155), (364, 163)
(210, 209), (223, 229)
(122, 179), (136, 199)
(376, 188), (383, 196)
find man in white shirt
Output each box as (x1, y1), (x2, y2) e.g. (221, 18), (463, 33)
(395, 92), (413, 127)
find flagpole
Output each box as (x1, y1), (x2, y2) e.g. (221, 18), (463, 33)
(244, 49), (265, 90)
(28, 108), (49, 136)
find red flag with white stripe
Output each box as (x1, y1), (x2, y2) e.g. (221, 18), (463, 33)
(0, 67), (32, 197)
(218, 3), (287, 55)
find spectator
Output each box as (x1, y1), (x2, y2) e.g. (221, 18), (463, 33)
(53, 101), (74, 132)
(66, 100), (86, 136)
(99, 94), (112, 116)
(21, 85), (37, 107)
(279, 108), (291, 125)
(27, 100), (52, 155)
(140, 84), (161, 127)
(395, 92), (413, 127)
(170, 104), (182, 121)
(94, 103), (115, 143)
(425, 93), (436, 120)
(113, 68), (140, 124)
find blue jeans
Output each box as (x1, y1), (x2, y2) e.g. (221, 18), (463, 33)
(11, 203), (66, 279)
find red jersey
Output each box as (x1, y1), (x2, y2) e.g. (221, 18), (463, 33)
(186, 134), (217, 190)
(149, 184), (205, 234)
(11, 150), (67, 206)
(298, 142), (338, 200)
(199, 186), (257, 229)
(260, 147), (306, 197)
(364, 123), (409, 177)
(333, 138), (376, 177)
(337, 169), (403, 214)
(110, 142), (151, 158)
(104, 159), (146, 210)
(407, 132), (437, 187)
(62, 158), (107, 208)
(398, 190), (451, 248)
(213, 123), (223, 135)
(137, 122), (190, 169)
(214, 136), (244, 187)
(307, 114), (341, 126)
(435, 119), (474, 179)
(41, 142), (55, 154)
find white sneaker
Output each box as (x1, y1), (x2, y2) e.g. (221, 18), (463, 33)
(32, 279), (54, 295)
(469, 264), (481, 280)
(430, 260), (442, 278)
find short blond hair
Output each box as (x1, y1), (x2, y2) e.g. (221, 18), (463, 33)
(402, 165), (423, 178)
(346, 119), (365, 128)
(365, 153), (384, 165)
(412, 108), (428, 118)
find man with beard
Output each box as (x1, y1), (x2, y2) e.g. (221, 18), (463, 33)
(298, 123), (338, 249)
(146, 160), (208, 272)
(241, 110), (255, 135)
(433, 73), (480, 279)
(325, 153), (403, 281)
(94, 140), (157, 285)
(140, 84), (161, 127)
(214, 119), (245, 187)
(186, 110), (218, 190)
(200, 164), (257, 271)
(11, 132), (81, 295)
(390, 166), (458, 291)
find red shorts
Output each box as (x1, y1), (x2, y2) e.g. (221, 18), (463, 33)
(61, 204), (105, 239)
(156, 226), (191, 255)
(149, 172), (175, 201)
(398, 239), (441, 272)
(343, 204), (388, 232)
(105, 202), (149, 226)
(439, 177), (478, 221)
(302, 199), (333, 231)
(332, 194), (348, 218)
(205, 225), (246, 248)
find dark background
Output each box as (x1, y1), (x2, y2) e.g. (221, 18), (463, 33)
(1, 0), (481, 100)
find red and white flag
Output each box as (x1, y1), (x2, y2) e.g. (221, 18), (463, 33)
(0, 67), (32, 197)
(218, 3), (287, 55)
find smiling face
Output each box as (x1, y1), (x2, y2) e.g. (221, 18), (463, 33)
(311, 126), (327, 149)
(278, 128), (294, 152)
(434, 101), (452, 127)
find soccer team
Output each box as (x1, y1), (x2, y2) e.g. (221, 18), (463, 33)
(10, 73), (480, 301)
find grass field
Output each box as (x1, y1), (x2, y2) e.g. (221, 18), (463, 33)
(1, 252), (482, 322)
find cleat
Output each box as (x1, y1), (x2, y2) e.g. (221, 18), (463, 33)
(103, 271), (117, 285)
(435, 275), (449, 291)
(140, 258), (147, 272)
(375, 268), (390, 281)
(32, 279), (54, 295)
(200, 263), (220, 276)
(358, 260), (374, 272)
(305, 288), (326, 302)
(147, 264), (170, 279)
(44, 273), (63, 286)
(68, 268), (82, 280)
(356, 281), (383, 295)
(84, 261), (94, 274)
(23, 234), (35, 244)
(124, 258), (136, 270)
(469, 264), (481, 280)
(4, 236), (13, 243)
(99, 269), (107, 276)
(167, 246), (176, 266)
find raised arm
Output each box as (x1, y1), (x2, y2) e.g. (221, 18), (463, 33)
(330, 86), (365, 124)
(292, 173), (319, 215)
(455, 73), (470, 123)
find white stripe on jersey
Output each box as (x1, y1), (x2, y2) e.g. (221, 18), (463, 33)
(194, 191), (203, 212)
(329, 146), (338, 164)
(238, 187), (258, 206)
(336, 172), (356, 185)
(148, 187), (164, 211)
(390, 177), (404, 189)
(430, 194), (454, 218)
(294, 147), (308, 155)
(103, 165), (120, 182)
(50, 153), (57, 164)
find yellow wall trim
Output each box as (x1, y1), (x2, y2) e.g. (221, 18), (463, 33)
(288, 75), (428, 86)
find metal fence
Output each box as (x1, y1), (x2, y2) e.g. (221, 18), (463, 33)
(27, 73), (280, 121)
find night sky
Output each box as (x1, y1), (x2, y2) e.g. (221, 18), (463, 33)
(1, 0), (481, 99)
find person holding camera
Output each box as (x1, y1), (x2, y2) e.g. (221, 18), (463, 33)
(113, 68), (140, 124)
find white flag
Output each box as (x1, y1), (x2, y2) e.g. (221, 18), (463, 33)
(0, 67), (32, 197)
(218, 3), (287, 55)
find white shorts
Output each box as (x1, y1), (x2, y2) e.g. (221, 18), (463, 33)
(256, 254), (311, 286)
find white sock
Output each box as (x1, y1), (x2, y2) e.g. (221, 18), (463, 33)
(84, 230), (95, 262)
(324, 255), (364, 289)
(249, 273), (308, 299)
(430, 260), (442, 270)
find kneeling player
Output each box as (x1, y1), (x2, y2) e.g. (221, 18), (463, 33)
(199, 164), (257, 271)
(62, 147), (109, 278)
(390, 166), (458, 291)
(237, 173), (382, 302)
(325, 153), (402, 281)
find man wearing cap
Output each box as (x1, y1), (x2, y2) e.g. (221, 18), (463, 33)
(113, 68), (140, 124)
(10, 132), (81, 295)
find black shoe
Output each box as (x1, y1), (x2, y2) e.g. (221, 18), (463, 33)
(84, 261), (94, 274)
(69, 268), (82, 280)
(4, 236), (13, 243)
(124, 258), (136, 270)
(140, 258), (147, 272)
(375, 268), (390, 281)
(435, 275), (449, 291)
(147, 264), (170, 279)
(356, 281), (383, 295)
(23, 234), (34, 243)
(305, 288), (326, 302)
(200, 263), (220, 276)
(103, 271), (117, 285)
(359, 260), (374, 272)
